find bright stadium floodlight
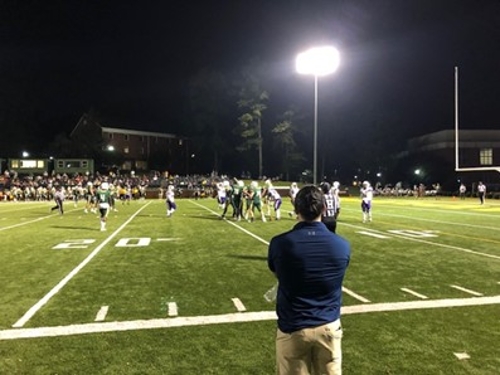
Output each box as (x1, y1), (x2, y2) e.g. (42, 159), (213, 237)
(296, 46), (340, 76)
(296, 46), (340, 185)
(22, 151), (29, 158)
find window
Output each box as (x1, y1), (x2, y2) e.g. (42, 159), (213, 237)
(479, 148), (493, 165)
(136, 161), (148, 170)
(108, 133), (113, 140)
(124, 134), (129, 141)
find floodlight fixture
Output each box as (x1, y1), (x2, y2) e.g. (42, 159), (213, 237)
(296, 46), (340, 77)
(296, 46), (340, 185)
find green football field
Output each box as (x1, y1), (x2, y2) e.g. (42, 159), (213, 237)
(0, 195), (499, 374)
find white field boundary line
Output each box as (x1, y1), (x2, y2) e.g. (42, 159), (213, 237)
(1, 295), (500, 341)
(190, 201), (372, 304)
(341, 223), (500, 261)
(0, 207), (82, 232)
(12, 202), (152, 328)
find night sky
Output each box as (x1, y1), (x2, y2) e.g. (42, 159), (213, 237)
(1, 0), (499, 168)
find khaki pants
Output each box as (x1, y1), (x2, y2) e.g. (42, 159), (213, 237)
(276, 320), (342, 375)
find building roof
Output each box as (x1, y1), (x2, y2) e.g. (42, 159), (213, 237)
(408, 129), (500, 152)
(101, 126), (179, 139)
(70, 114), (184, 139)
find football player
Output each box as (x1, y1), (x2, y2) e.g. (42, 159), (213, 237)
(288, 182), (299, 218)
(331, 181), (341, 219)
(230, 179), (244, 221)
(216, 182), (227, 210)
(243, 182), (254, 221)
(249, 181), (266, 222)
(84, 182), (97, 214)
(360, 180), (373, 223)
(320, 182), (337, 233)
(267, 184), (282, 221)
(97, 182), (112, 231)
(166, 185), (177, 217)
(220, 181), (233, 219)
(109, 182), (118, 212)
(50, 185), (65, 215)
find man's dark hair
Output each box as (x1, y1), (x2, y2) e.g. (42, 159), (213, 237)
(294, 185), (325, 221)
(320, 181), (331, 194)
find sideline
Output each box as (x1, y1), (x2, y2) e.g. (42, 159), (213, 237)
(2, 294), (500, 341)
(12, 202), (152, 328)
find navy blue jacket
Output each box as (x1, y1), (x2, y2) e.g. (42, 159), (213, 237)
(268, 221), (350, 333)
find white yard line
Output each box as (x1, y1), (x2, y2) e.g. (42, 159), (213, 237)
(400, 288), (428, 299)
(1, 295), (500, 341)
(94, 306), (109, 322)
(190, 200), (372, 305)
(450, 285), (483, 297)
(12, 202), (151, 328)
(189, 200), (270, 246)
(454, 352), (470, 360)
(342, 287), (371, 303)
(168, 302), (178, 317)
(0, 207), (81, 232)
(356, 231), (390, 239)
(342, 222), (500, 261)
(1, 215), (58, 231)
(342, 207), (500, 231)
(231, 298), (247, 312)
(0, 203), (49, 213)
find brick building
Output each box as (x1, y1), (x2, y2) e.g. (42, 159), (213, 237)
(70, 114), (189, 173)
(396, 129), (500, 189)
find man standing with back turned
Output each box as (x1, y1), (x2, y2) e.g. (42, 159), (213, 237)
(268, 185), (350, 375)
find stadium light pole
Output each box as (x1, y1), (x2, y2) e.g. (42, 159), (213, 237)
(296, 46), (340, 185)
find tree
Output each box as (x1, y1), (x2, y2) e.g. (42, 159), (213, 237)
(235, 62), (269, 178)
(272, 107), (305, 181)
(186, 68), (235, 174)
